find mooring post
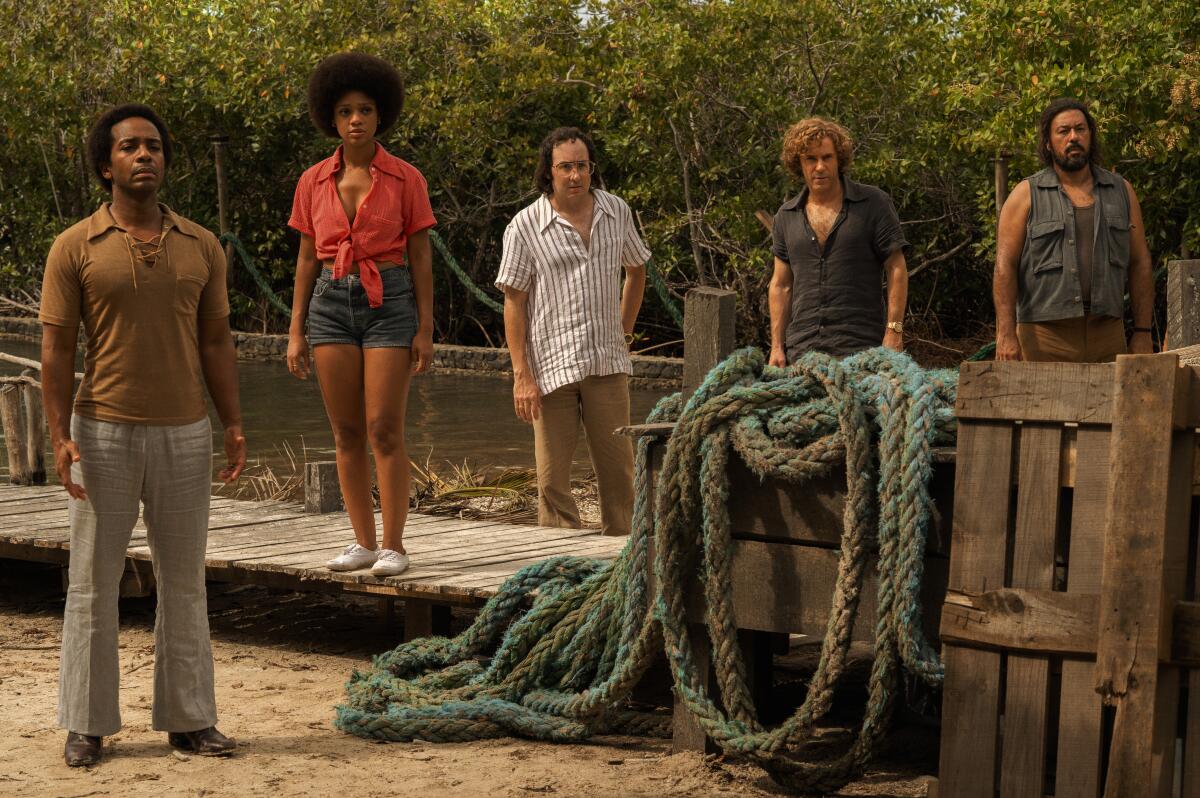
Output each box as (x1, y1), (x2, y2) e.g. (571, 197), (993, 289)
(673, 286), (742, 753)
(304, 461), (342, 513)
(682, 287), (736, 396)
(1166, 259), (1200, 349)
(0, 383), (30, 485)
(21, 368), (45, 484)
(210, 134), (233, 285)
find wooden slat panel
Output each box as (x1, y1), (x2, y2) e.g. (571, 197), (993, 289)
(724, 454), (955, 555)
(669, 539), (947, 639)
(1000, 423), (1061, 798)
(939, 420), (1014, 797)
(956, 361), (1115, 424)
(1056, 426), (1109, 798)
(940, 588), (1096, 655)
(1097, 354), (1192, 798)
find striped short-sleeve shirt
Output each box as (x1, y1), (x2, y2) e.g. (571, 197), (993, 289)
(496, 189), (651, 396)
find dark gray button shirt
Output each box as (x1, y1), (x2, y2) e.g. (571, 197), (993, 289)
(772, 177), (908, 359)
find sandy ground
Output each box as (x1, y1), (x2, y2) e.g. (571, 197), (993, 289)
(0, 560), (936, 798)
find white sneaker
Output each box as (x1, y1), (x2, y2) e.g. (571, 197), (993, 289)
(371, 549), (410, 577)
(326, 543), (378, 571)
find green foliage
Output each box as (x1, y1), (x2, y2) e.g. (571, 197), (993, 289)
(1, 0), (1197, 346)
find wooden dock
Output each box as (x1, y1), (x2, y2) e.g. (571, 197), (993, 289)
(0, 484), (626, 638)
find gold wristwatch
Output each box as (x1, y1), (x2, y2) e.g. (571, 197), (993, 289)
(886, 321), (904, 334)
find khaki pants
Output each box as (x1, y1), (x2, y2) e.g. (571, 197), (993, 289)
(1017, 316), (1128, 363)
(59, 415), (216, 737)
(533, 373), (634, 537)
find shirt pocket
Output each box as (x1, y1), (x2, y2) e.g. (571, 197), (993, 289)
(1106, 214), (1131, 268)
(174, 271), (209, 316)
(1028, 219), (1065, 274)
(360, 214), (400, 251)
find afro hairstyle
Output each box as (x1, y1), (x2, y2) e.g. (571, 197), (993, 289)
(86, 103), (173, 193)
(307, 52), (404, 138)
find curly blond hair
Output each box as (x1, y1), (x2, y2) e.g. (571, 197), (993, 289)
(781, 117), (853, 181)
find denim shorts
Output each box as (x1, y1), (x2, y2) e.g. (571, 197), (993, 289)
(307, 267), (417, 348)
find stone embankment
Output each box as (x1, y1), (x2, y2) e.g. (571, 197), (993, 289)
(0, 317), (682, 388)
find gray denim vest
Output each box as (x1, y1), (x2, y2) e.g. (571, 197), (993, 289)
(1017, 165), (1131, 323)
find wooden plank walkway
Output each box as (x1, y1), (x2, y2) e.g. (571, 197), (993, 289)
(0, 484), (627, 608)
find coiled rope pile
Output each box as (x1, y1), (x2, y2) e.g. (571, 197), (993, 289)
(335, 346), (957, 793)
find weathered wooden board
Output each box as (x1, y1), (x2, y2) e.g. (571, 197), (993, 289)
(956, 361), (1115, 424)
(0, 487), (626, 607)
(1000, 422), (1060, 798)
(1096, 355), (1192, 798)
(724, 453), (955, 555)
(938, 420), (1014, 797)
(1056, 425), (1108, 798)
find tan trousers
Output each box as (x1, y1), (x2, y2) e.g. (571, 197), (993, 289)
(533, 373), (634, 537)
(1017, 316), (1128, 363)
(58, 415), (216, 737)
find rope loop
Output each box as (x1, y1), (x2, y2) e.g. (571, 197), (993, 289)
(335, 347), (956, 794)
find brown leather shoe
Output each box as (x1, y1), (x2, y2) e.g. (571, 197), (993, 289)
(167, 726), (236, 756)
(64, 732), (102, 767)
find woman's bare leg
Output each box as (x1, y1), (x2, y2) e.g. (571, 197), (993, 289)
(362, 347), (412, 553)
(313, 344), (376, 548)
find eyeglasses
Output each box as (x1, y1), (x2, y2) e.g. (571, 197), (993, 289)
(552, 160), (595, 176)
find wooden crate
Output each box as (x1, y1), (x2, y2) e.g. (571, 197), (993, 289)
(938, 355), (1200, 798)
(645, 435), (955, 751)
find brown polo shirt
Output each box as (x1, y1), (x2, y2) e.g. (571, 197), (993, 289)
(39, 203), (230, 425)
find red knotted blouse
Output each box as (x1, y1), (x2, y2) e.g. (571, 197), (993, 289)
(289, 143), (436, 308)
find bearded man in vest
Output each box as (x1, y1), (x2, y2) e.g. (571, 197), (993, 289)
(993, 97), (1154, 362)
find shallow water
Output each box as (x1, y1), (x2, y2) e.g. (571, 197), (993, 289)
(0, 338), (670, 478)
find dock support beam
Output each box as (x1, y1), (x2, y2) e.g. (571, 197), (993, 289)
(305, 461), (342, 513)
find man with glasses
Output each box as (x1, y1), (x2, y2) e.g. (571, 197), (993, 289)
(496, 126), (649, 537)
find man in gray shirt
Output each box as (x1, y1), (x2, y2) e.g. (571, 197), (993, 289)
(993, 97), (1154, 362)
(769, 117), (909, 365)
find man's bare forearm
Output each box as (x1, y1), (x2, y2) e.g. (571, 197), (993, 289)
(885, 252), (908, 323)
(768, 286), (790, 351)
(40, 324), (78, 445)
(993, 260), (1019, 336)
(199, 320), (242, 429)
(503, 291), (532, 376)
(620, 266), (646, 335)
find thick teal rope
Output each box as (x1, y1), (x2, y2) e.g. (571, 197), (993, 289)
(645, 257), (684, 328)
(429, 230), (505, 314)
(220, 232), (293, 317)
(336, 347), (954, 793)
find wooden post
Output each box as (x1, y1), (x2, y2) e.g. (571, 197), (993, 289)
(404, 599), (452, 642)
(995, 151), (1010, 214)
(21, 369), (45, 484)
(210, 134), (233, 283)
(673, 286), (736, 754)
(682, 287), (736, 396)
(0, 384), (30, 485)
(1095, 353), (1192, 796)
(304, 461), (342, 513)
(1166, 259), (1200, 349)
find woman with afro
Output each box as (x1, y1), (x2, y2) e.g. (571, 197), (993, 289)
(286, 53), (436, 577)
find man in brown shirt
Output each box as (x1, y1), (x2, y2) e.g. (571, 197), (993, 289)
(40, 104), (246, 767)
